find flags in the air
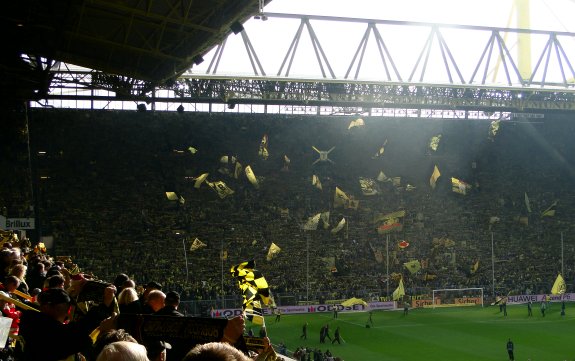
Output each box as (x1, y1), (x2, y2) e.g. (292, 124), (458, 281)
(230, 260), (272, 324)
(393, 278), (405, 301)
(258, 134), (269, 160)
(541, 201), (557, 217)
(488, 119), (500, 141)
(471, 260), (480, 274)
(303, 213), (321, 231)
(359, 177), (380, 196)
(524, 192), (532, 213)
(245, 165), (259, 188)
(312, 175), (323, 190)
(165, 192), (178, 201)
(190, 238), (207, 251)
(193, 173), (209, 188)
(430, 165), (441, 189)
(404, 260), (421, 274)
(348, 118), (365, 129)
(551, 273), (566, 295)
(331, 217), (346, 234)
(207, 180), (234, 199)
(429, 134), (442, 151)
(266, 243), (281, 261)
(451, 177), (472, 195)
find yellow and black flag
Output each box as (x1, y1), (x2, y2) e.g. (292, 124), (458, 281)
(230, 260), (272, 323)
(359, 177), (380, 196)
(331, 217), (346, 234)
(190, 238), (207, 252)
(193, 173), (209, 189)
(551, 273), (566, 295)
(245, 165), (259, 189)
(430, 165), (441, 189)
(348, 118), (365, 130)
(471, 260), (480, 274)
(541, 201), (557, 217)
(258, 134), (269, 160)
(451, 177), (471, 195)
(429, 134), (442, 152)
(165, 192), (178, 201)
(393, 278), (405, 301)
(373, 139), (388, 159)
(404, 260), (421, 274)
(266, 243), (281, 261)
(207, 180), (234, 199)
(488, 119), (500, 141)
(312, 175), (323, 191)
(303, 213), (321, 231)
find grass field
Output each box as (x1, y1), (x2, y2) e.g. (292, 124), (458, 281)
(261, 304), (574, 361)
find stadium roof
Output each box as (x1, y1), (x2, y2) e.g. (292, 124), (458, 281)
(1, 0), (269, 101)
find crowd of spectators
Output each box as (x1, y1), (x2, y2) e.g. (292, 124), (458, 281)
(2, 109), (574, 309)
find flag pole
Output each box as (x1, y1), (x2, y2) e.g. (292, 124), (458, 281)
(386, 234), (390, 298)
(561, 232), (564, 277)
(183, 238), (190, 283)
(221, 240), (224, 297)
(491, 232), (495, 298)
(306, 234), (310, 303)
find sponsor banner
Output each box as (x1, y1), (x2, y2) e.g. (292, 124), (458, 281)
(214, 301), (394, 317)
(0, 216), (35, 230)
(412, 298), (441, 308)
(506, 293), (574, 305)
(455, 297), (482, 305)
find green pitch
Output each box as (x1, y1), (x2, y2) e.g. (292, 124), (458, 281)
(262, 304), (574, 361)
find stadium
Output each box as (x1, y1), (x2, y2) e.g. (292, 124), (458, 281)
(1, 1), (575, 360)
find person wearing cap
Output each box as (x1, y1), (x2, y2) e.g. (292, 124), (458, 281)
(155, 291), (183, 317)
(19, 285), (117, 361)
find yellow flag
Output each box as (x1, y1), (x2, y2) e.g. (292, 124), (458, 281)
(234, 162), (243, 179)
(245, 166), (259, 188)
(429, 134), (442, 151)
(334, 187), (349, 208)
(451, 177), (471, 195)
(190, 238), (207, 251)
(524, 192), (532, 213)
(393, 279), (405, 301)
(165, 192), (178, 201)
(320, 211), (330, 229)
(303, 213), (321, 231)
(471, 260), (479, 274)
(258, 134), (269, 160)
(341, 297), (368, 307)
(207, 181), (234, 199)
(220, 249), (228, 260)
(373, 139), (388, 158)
(266, 243), (281, 261)
(359, 177), (379, 196)
(551, 273), (566, 295)
(541, 201), (557, 217)
(377, 170), (389, 182)
(374, 210), (406, 224)
(488, 119), (500, 141)
(188, 146), (198, 154)
(331, 217), (346, 234)
(194, 173), (209, 189)
(404, 260), (421, 274)
(430, 165), (441, 189)
(312, 175), (323, 190)
(220, 155), (237, 164)
(348, 118), (365, 129)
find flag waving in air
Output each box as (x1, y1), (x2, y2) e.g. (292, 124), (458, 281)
(230, 260), (272, 324)
(551, 273), (566, 295)
(393, 278), (405, 301)
(266, 243), (281, 261)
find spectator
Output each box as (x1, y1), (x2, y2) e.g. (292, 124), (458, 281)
(96, 341), (149, 361)
(19, 286), (116, 361)
(155, 291), (183, 316)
